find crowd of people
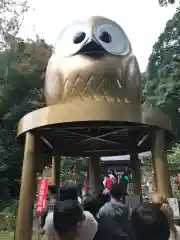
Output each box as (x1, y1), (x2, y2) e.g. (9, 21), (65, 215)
(39, 180), (180, 240)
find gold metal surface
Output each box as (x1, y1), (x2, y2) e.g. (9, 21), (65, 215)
(17, 16), (172, 156)
(17, 102), (172, 136)
(45, 16), (141, 105)
(16, 101), (172, 156)
(151, 129), (172, 197)
(45, 54), (141, 105)
(15, 132), (37, 240)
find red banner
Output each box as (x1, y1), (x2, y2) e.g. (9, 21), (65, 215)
(178, 174), (180, 183)
(36, 178), (49, 216)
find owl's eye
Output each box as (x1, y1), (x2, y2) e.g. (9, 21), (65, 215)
(94, 19), (131, 56)
(73, 32), (86, 44)
(54, 23), (90, 56)
(99, 31), (112, 43)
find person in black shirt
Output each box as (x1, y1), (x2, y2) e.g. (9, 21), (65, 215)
(96, 183), (131, 240)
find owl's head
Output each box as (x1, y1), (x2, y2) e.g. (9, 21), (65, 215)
(54, 16), (132, 58)
(45, 16), (141, 106)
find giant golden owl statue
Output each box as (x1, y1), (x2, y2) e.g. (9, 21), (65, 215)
(45, 16), (141, 106)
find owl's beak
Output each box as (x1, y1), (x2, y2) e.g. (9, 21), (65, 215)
(78, 38), (106, 57)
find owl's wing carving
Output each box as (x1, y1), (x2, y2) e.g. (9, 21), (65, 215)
(45, 55), (63, 106)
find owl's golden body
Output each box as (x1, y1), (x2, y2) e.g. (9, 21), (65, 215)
(45, 16), (142, 106)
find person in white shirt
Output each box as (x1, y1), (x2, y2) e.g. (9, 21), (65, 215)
(41, 181), (97, 240)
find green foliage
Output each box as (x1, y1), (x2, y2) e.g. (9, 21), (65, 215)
(147, 9), (180, 79)
(143, 9), (180, 140)
(2, 200), (18, 231)
(167, 145), (180, 197)
(141, 146), (180, 197)
(0, 0), (52, 206)
(167, 144), (180, 169)
(0, 37), (52, 205)
(60, 157), (87, 184)
(0, 0), (29, 50)
(0, 200), (18, 231)
(142, 8), (180, 194)
(158, 0), (176, 6)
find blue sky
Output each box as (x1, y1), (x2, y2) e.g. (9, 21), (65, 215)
(20, 0), (178, 71)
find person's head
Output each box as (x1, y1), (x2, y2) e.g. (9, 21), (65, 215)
(48, 185), (57, 197)
(83, 196), (99, 216)
(58, 181), (78, 201)
(151, 192), (167, 204)
(83, 193), (108, 216)
(53, 200), (84, 240)
(97, 192), (110, 204)
(132, 202), (170, 240)
(161, 203), (177, 239)
(109, 183), (123, 201)
(108, 168), (112, 174)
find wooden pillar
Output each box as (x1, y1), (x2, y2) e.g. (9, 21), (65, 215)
(51, 155), (60, 190)
(88, 156), (103, 195)
(15, 132), (37, 240)
(130, 152), (142, 196)
(151, 129), (172, 197)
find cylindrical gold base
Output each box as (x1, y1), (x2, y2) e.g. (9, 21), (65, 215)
(15, 132), (37, 240)
(152, 129), (172, 197)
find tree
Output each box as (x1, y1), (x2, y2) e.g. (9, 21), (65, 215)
(0, 0), (29, 205)
(0, 37), (52, 205)
(147, 9), (180, 79)
(143, 8), (180, 141)
(158, 0), (176, 6)
(0, 0), (29, 50)
(141, 146), (180, 197)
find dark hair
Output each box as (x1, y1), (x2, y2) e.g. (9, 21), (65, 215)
(53, 200), (84, 236)
(58, 181), (78, 201)
(131, 202), (170, 240)
(83, 196), (98, 216)
(109, 183), (123, 200)
(83, 193), (109, 217)
(97, 192), (110, 204)
(48, 185), (57, 195)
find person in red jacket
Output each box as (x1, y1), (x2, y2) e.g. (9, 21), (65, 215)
(103, 175), (113, 193)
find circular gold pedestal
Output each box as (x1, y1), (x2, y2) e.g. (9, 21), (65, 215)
(17, 101), (172, 156)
